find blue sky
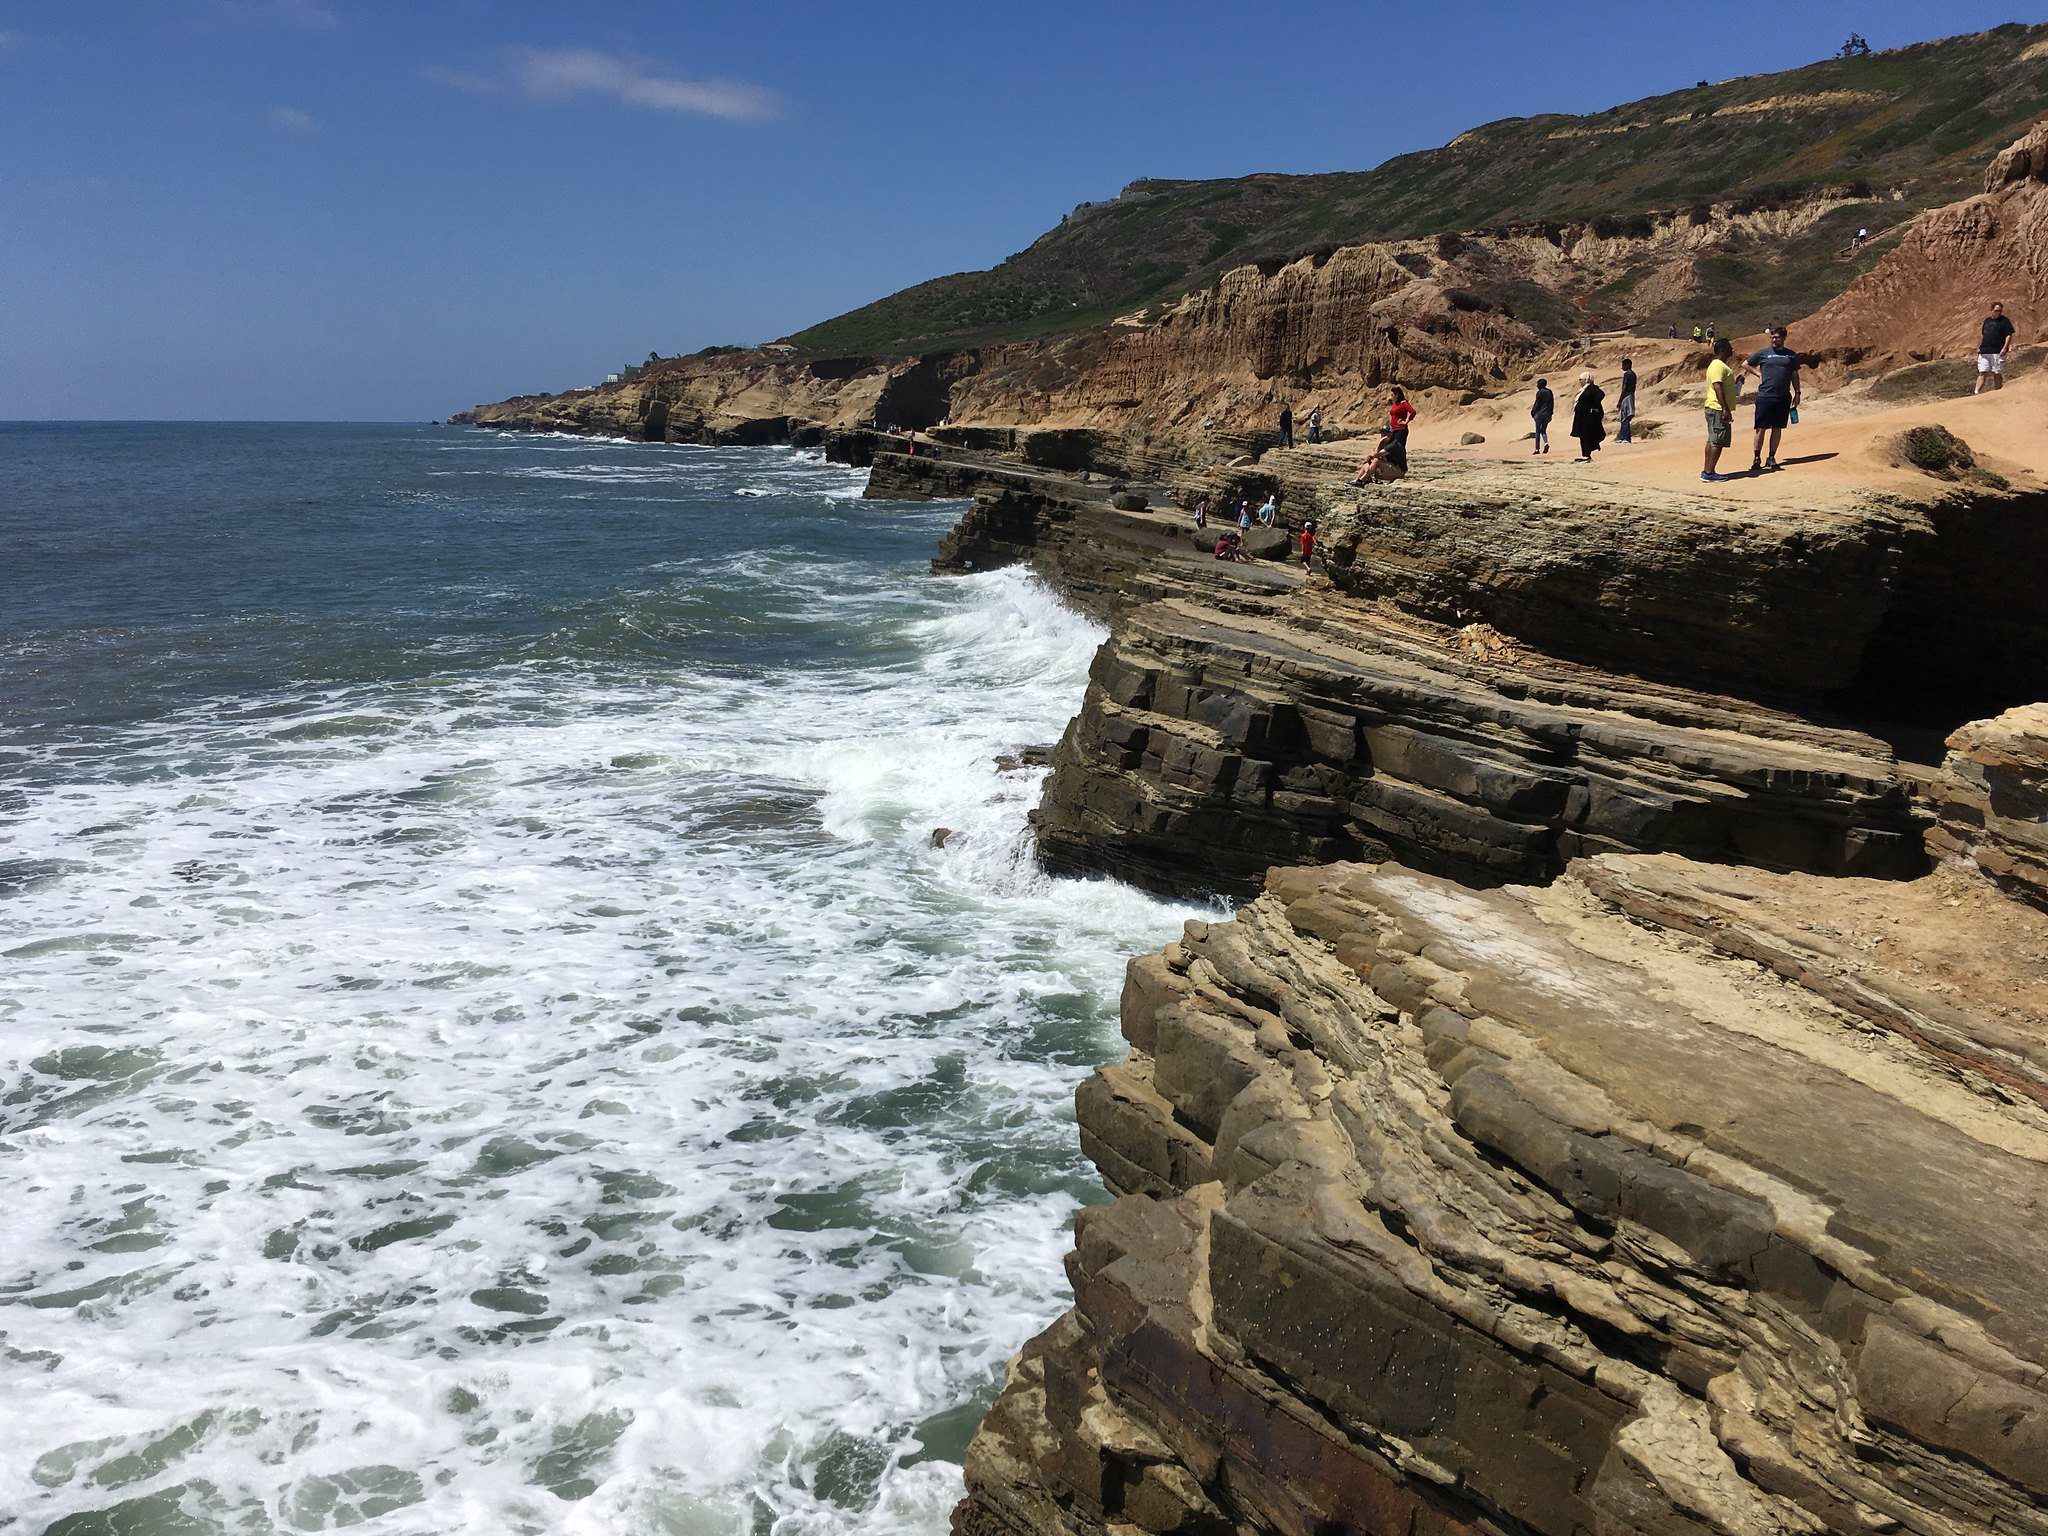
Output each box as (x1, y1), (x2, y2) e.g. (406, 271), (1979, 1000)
(3, 1), (2037, 420)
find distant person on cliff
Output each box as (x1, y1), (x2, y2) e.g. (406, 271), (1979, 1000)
(1706, 321), (1717, 343)
(1975, 302), (2016, 394)
(1701, 337), (1738, 482)
(1615, 358), (1637, 443)
(1238, 500), (1252, 533)
(1193, 496), (1209, 529)
(1257, 494), (1278, 527)
(1743, 324), (1801, 472)
(1299, 516), (1317, 570)
(1530, 378), (1554, 454)
(1277, 405), (1294, 450)
(1384, 388), (1415, 472)
(1692, 324), (1704, 344)
(1570, 371), (1606, 461)
(1306, 407), (1323, 443)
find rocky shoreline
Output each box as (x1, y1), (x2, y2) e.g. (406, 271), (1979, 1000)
(454, 121), (2048, 1536)
(448, 395), (2048, 1536)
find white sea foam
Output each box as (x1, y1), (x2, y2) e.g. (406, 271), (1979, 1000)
(1, 484), (1201, 1536)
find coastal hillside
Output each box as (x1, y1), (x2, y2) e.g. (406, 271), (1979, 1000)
(788, 23), (2048, 354)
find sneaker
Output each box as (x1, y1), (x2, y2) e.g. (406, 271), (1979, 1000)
(1764, 459), (1783, 472)
(1700, 471), (1724, 482)
(1750, 458), (1763, 474)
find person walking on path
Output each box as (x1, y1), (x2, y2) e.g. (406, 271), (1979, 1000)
(1616, 357), (1637, 444)
(1530, 378), (1554, 454)
(1306, 407), (1323, 443)
(1193, 496), (1209, 529)
(1384, 387), (1416, 472)
(1257, 493), (1278, 528)
(1277, 405), (1294, 450)
(1570, 371), (1606, 461)
(1701, 338), (1738, 483)
(1705, 321), (1716, 343)
(1238, 500), (1252, 533)
(1299, 516), (1317, 571)
(1975, 302), (2017, 393)
(1743, 324), (1802, 472)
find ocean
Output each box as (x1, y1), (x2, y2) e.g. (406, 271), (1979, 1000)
(0, 423), (1200, 1535)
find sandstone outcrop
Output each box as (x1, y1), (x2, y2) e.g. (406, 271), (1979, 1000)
(957, 847), (2048, 1536)
(1013, 439), (2046, 897)
(1032, 578), (1921, 898)
(1927, 704), (2048, 909)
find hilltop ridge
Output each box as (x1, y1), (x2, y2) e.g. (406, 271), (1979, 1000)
(788, 22), (2048, 355)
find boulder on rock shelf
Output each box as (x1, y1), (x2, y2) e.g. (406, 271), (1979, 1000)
(1242, 527), (1292, 561)
(1111, 490), (1149, 512)
(1926, 704), (2048, 908)
(1460, 431), (1487, 445)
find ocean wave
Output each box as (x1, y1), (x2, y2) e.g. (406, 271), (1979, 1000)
(0, 447), (1197, 1536)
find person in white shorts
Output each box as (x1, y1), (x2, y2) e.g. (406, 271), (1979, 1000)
(1976, 302), (2016, 393)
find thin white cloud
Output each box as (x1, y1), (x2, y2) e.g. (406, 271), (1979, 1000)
(428, 46), (778, 123)
(422, 64), (498, 94)
(217, 0), (338, 27)
(270, 106), (319, 132)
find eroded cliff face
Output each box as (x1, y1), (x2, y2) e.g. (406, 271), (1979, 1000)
(462, 193), (1871, 470)
(1800, 119), (2048, 366)
(943, 198), (1865, 457)
(958, 834), (2048, 1536)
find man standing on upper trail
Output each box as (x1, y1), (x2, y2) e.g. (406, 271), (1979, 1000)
(1616, 357), (1638, 444)
(1277, 404), (1294, 450)
(1976, 302), (2017, 394)
(1743, 324), (1802, 474)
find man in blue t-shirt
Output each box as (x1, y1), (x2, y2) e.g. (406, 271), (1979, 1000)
(1743, 324), (1802, 473)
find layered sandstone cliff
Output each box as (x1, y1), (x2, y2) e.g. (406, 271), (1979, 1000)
(958, 833), (2048, 1536)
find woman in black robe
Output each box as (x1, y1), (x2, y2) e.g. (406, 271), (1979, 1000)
(1570, 370), (1606, 461)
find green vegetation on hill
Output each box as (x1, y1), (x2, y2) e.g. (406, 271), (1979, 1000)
(787, 23), (2048, 356)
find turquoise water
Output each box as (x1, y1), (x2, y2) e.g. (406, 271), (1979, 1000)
(0, 424), (1198, 1535)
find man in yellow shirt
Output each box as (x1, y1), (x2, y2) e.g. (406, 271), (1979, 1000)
(1701, 338), (1739, 482)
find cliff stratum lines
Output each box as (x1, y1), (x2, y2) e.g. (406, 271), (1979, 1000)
(462, 29), (2048, 1536)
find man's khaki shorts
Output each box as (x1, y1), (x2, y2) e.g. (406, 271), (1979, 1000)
(1705, 408), (1732, 448)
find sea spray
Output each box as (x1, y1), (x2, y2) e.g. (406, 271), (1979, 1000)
(0, 424), (1206, 1535)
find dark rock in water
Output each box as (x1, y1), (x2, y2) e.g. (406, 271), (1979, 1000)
(994, 745), (1055, 773)
(928, 827), (954, 848)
